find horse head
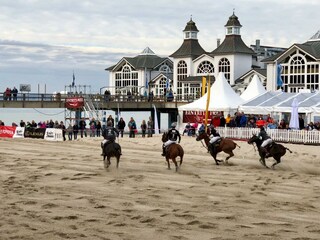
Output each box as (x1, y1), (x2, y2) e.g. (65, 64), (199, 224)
(247, 134), (259, 145)
(162, 132), (168, 143)
(196, 130), (207, 141)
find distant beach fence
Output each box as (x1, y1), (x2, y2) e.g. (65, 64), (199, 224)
(215, 127), (320, 145)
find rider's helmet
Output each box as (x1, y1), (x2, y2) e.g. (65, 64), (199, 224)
(171, 122), (177, 128)
(260, 126), (265, 131)
(107, 121), (112, 127)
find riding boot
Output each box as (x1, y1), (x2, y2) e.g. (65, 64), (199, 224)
(161, 146), (166, 156)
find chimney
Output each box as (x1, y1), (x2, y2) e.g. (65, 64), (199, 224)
(256, 39), (260, 51)
(217, 38), (221, 47)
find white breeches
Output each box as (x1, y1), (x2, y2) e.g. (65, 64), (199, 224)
(209, 136), (221, 144)
(164, 140), (176, 147)
(261, 138), (272, 147)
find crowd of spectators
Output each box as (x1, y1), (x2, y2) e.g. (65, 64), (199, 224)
(0, 115), (155, 141)
(3, 87), (18, 101)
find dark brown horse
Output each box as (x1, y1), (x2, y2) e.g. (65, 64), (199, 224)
(161, 132), (184, 172)
(196, 132), (240, 165)
(102, 142), (121, 169)
(247, 134), (292, 169)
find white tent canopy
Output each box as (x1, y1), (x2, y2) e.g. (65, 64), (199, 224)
(238, 90), (320, 114)
(178, 72), (244, 112)
(240, 74), (266, 101)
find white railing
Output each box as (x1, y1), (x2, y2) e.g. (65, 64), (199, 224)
(216, 127), (320, 145)
(84, 95), (102, 121)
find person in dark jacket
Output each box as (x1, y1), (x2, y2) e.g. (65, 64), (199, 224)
(101, 121), (120, 155)
(161, 122), (181, 156)
(117, 117), (126, 137)
(258, 126), (272, 157)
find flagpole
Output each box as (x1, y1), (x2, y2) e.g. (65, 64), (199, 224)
(204, 75), (211, 133)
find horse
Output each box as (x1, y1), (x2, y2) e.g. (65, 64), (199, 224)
(161, 132), (184, 172)
(102, 141), (122, 169)
(247, 134), (292, 169)
(196, 131), (240, 165)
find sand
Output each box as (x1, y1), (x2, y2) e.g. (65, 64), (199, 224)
(0, 135), (319, 240)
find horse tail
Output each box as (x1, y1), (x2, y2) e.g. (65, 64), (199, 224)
(285, 147), (292, 153)
(236, 143), (241, 149)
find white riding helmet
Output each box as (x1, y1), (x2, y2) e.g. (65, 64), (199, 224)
(171, 122), (177, 128)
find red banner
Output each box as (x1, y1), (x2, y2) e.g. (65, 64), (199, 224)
(183, 111), (220, 123)
(0, 126), (16, 138)
(65, 97), (84, 109)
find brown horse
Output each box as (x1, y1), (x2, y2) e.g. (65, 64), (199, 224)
(247, 134), (292, 169)
(161, 132), (184, 172)
(196, 132), (240, 165)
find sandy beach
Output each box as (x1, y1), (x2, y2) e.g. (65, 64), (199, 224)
(0, 135), (319, 240)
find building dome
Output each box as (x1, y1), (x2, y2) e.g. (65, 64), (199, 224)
(225, 12), (242, 27)
(183, 18), (199, 32)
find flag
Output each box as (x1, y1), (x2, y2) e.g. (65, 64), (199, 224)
(202, 77), (206, 96)
(204, 76), (211, 132)
(277, 64), (283, 88)
(145, 67), (148, 88)
(166, 77), (169, 89)
(72, 72), (75, 87)
(153, 104), (160, 135)
(117, 103), (121, 122)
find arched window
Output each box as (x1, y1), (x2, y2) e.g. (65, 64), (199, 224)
(289, 55), (305, 88)
(218, 58), (230, 82)
(197, 61), (214, 74)
(159, 64), (171, 73)
(177, 60), (187, 81)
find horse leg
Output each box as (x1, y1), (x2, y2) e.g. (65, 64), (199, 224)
(225, 151), (234, 164)
(166, 157), (171, 170)
(271, 156), (281, 170)
(116, 156), (120, 168)
(106, 156), (111, 168)
(179, 155), (183, 166)
(103, 155), (108, 169)
(172, 158), (178, 172)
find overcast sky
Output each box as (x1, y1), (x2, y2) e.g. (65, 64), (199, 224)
(1, 0), (319, 95)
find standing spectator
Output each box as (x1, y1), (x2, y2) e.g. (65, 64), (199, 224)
(117, 117), (126, 137)
(89, 118), (96, 137)
(225, 114), (231, 127)
(299, 115), (305, 130)
(5, 87), (11, 101)
(229, 116), (237, 128)
(278, 119), (287, 129)
(239, 112), (247, 127)
(96, 121), (102, 137)
(211, 114), (220, 128)
(79, 118), (87, 138)
(31, 120), (37, 128)
(67, 124), (73, 140)
(127, 90), (132, 101)
(104, 89), (111, 102)
(147, 117), (153, 137)
(11, 87), (18, 101)
(107, 115), (114, 127)
(20, 120), (26, 127)
(128, 117), (137, 138)
(59, 121), (66, 141)
(183, 122), (191, 136)
(73, 123), (79, 140)
(235, 112), (241, 127)
(148, 91), (154, 102)
(141, 120), (147, 137)
(219, 112), (226, 127)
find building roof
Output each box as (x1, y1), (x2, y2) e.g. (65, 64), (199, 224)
(225, 12), (242, 27)
(106, 47), (171, 71)
(210, 35), (254, 56)
(262, 31), (320, 62)
(183, 18), (199, 32)
(170, 39), (207, 59)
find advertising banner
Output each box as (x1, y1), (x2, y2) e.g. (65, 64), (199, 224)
(44, 128), (63, 141)
(183, 111), (219, 123)
(13, 127), (25, 138)
(0, 126), (16, 138)
(24, 128), (46, 139)
(65, 97), (84, 109)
